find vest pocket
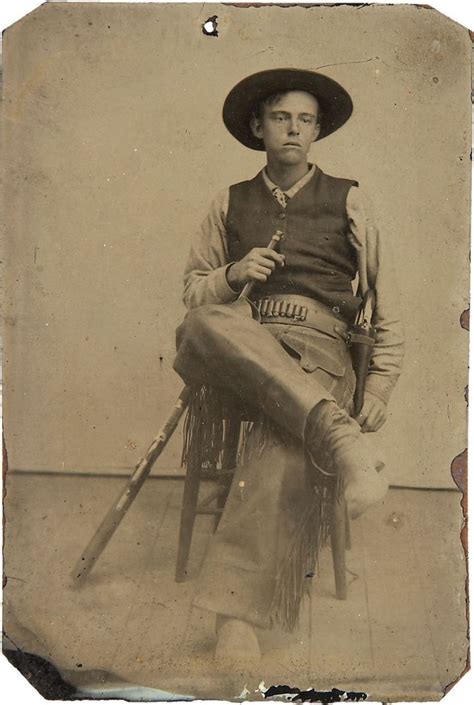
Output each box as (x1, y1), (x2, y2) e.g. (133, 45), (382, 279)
(279, 328), (346, 376)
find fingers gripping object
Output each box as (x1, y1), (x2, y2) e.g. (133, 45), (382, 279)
(239, 231), (285, 300)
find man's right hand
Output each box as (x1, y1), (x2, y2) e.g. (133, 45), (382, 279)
(226, 248), (285, 289)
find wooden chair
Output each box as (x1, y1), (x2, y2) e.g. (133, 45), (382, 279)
(175, 403), (351, 600)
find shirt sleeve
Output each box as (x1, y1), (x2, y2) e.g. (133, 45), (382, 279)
(346, 185), (405, 406)
(182, 188), (239, 310)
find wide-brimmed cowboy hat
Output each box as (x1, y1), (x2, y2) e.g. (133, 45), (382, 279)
(222, 68), (353, 150)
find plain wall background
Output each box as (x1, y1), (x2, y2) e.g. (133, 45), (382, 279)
(3, 2), (470, 487)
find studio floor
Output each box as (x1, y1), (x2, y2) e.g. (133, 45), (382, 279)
(3, 473), (468, 702)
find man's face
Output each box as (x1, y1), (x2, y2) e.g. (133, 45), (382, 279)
(250, 91), (320, 165)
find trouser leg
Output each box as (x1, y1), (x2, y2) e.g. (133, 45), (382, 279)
(193, 431), (309, 630)
(192, 375), (355, 630)
(185, 317), (356, 630)
(174, 300), (335, 442)
(174, 301), (367, 629)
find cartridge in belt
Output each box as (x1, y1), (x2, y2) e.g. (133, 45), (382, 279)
(261, 299), (270, 316)
(267, 300), (275, 316)
(273, 301), (282, 316)
(300, 306), (308, 321)
(286, 303), (295, 318)
(294, 304), (302, 320)
(280, 301), (288, 317)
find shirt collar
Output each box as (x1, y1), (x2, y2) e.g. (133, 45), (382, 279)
(261, 163), (316, 200)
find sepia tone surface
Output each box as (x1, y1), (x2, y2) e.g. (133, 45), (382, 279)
(2, 2), (470, 701)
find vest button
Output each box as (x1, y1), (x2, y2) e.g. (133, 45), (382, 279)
(278, 213), (286, 219)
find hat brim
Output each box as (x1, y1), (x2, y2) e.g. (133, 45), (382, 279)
(223, 68), (353, 151)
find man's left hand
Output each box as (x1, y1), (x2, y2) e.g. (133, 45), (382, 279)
(355, 392), (387, 433)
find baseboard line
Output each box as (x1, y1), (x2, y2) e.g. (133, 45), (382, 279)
(6, 469), (460, 491)
(7, 468), (186, 480)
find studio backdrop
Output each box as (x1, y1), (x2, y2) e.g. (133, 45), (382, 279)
(3, 3), (470, 489)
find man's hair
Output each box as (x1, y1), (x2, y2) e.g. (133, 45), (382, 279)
(250, 91), (322, 124)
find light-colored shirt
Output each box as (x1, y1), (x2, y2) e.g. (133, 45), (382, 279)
(263, 163), (317, 203)
(182, 167), (404, 405)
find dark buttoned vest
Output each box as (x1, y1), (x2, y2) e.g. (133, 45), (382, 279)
(226, 165), (361, 322)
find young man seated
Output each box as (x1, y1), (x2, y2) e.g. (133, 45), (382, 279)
(173, 68), (404, 664)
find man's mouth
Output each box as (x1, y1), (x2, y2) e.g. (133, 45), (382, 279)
(283, 142), (302, 147)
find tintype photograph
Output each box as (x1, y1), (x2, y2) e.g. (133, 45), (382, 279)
(2, 2), (470, 701)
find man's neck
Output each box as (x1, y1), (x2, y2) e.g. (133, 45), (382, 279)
(265, 160), (311, 192)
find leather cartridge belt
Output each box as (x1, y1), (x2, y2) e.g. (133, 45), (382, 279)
(252, 294), (348, 339)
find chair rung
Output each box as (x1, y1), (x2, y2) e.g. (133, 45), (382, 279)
(200, 469), (234, 480)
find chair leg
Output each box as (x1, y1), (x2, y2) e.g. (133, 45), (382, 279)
(175, 460), (201, 583)
(345, 502), (351, 550)
(330, 496), (347, 600)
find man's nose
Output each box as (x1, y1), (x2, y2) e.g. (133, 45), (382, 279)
(288, 118), (300, 135)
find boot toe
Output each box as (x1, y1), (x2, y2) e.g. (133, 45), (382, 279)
(215, 618), (261, 667)
(345, 472), (388, 519)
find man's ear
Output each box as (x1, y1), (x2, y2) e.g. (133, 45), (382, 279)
(250, 116), (264, 139)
